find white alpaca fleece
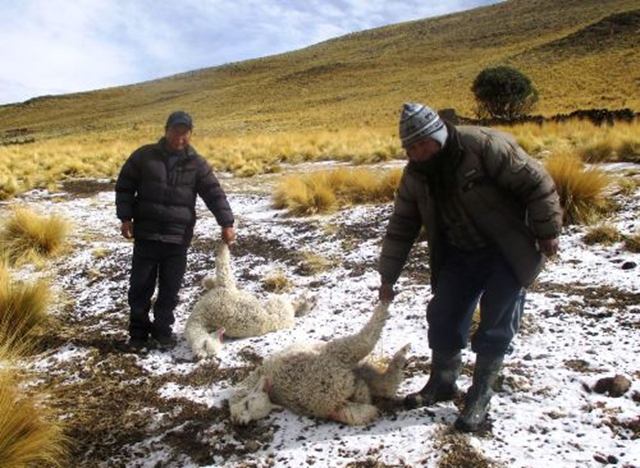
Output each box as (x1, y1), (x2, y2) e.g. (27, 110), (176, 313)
(184, 243), (315, 360)
(229, 302), (411, 426)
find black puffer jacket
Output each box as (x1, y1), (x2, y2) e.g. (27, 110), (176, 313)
(115, 138), (234, 245)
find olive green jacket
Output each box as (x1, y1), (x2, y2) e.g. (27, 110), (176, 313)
(379, 125), (562, 288)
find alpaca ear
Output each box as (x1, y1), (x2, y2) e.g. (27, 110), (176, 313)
(252, 376), (268, 393)
(216, 327), (225, 342)
(262, 378), (272, 393)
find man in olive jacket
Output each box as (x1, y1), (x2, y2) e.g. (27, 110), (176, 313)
(116, 111), (235, 351)
(378, 103), (562, 432)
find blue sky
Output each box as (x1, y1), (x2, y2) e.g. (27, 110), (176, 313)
(0, 0), (501, 105)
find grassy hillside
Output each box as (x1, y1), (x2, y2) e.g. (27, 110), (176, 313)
(0, 0), (638, 141)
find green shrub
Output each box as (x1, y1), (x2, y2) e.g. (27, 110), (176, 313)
(472, 66), (538, 119)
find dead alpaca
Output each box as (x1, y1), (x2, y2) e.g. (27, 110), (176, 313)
(229, 301), (410, 426)
(184, 243), (315, 359)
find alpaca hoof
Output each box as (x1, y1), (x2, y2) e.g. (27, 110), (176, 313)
(396, 343), (411, 358)
(333, 403), (379, 425)
(295, 292), (317, 317)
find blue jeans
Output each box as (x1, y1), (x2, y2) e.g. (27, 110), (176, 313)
(427, 246), (525, 355)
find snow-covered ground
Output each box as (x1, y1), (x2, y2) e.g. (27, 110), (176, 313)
(5, 167), (640, 468)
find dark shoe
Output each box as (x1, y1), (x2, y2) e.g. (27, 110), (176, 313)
(455, 353), (504, 432)
(404, 349), (462, 410)
(127, 337), (149, 353)
(405, 382), (459, 410)
(152, 334), (177, 350)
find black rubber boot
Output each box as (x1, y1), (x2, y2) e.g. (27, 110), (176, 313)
(454, 353), (504, 432)
(404, 349), (461, 410)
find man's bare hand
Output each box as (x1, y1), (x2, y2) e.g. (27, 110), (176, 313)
(121, 220), (134, 239)
(222, 227), (236, 245)
(538, 238), (559, 257)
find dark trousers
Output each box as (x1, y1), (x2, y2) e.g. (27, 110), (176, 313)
(427, 246), (525, 355)
(128, 240), (188, 340)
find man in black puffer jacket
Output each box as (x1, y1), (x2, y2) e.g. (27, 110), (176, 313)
(116, 111), (235, 351)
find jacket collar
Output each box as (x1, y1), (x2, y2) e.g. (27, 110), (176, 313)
(406, 122), (462, 177)
(157, 137), (197, 159)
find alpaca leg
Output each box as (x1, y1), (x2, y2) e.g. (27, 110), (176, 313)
(359, 343), (411, 398)
(352, 377), (372, 404)
(264, 296), (296, 331)
(294, 292), (317, 317)
(185, 307), (223, 359)
(330, 402), (379, 425)
(214, 243), (236, 289)
(322, 302), (390, 366)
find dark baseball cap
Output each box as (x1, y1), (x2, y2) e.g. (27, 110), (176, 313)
(165, 111), (193, 130)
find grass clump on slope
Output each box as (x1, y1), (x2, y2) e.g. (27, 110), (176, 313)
(583, 224), (623, 245)
(545, 150), (613, 225)
(272, 167), (402, 216)
(0, 262), (52, 355)
(0, 207), (69, 266)
(0, 370), (68, 468)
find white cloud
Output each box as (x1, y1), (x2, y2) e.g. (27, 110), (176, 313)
(0, 0), (501, 105)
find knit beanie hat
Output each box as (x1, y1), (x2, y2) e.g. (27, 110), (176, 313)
(399, 103), (448, 148)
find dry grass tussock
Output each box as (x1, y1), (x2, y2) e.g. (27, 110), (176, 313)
(0, 370), (68, 468)
(0, 120), (636, 201)
(200, 128), (403, 177)
(615, 177), (639, 197)
(263, 269), (292, 293)
(0, 262), (52, 355)
(624, 233), (640, 253)
(298, 251), (339, 276)
(583, 225), (623, 246)
(273, 167), (402, 215)
(582, 225), (640, 253)
(544, 150), (613, 225)
(0, 175), (20, 201)
(0, 207), (69, 266)
(0, 128), (403, 197)
(0, 132), (147, 196)
(503, 120), (640, 164)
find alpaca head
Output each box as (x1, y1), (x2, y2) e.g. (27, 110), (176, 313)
(229, 376), (274, 425)
(195, 327), (225, 359)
